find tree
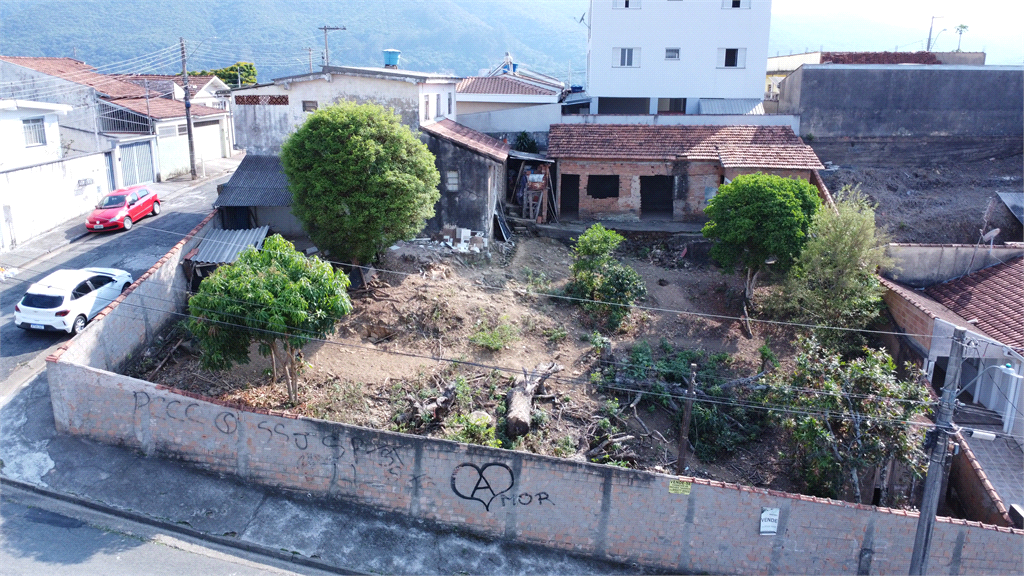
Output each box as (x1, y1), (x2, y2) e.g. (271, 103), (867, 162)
(766, 338), (929, 504)
(512, 131), (539, 154)
(186, 235), (352, 404)
(190, 62), (256, 87)
(768, 187), (893, 354)
(565, 224), (647, 330)
(702, 173), (821, 300)
(281, 102), (441, 264)
(955, 24), (969, 51)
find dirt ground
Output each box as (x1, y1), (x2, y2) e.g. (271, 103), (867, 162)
(142, 235), (799, 491)
(820, 154), (1023, 244)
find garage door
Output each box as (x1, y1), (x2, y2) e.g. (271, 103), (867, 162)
(193, 120), (224, 161)
(120, 141), (155, 186)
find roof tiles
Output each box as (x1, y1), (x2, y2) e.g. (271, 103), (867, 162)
(421, 119), (510, 162)
(548, 124), (823, 169)
(0, 56), (149, 97)
(457, 76), (558, 96)
(105, 97), (226, 120)
(924, 257), (1024, 349)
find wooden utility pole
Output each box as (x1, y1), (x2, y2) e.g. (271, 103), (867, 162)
(909, 326), (966, 575)
(318, 25), (345, 67)
(179, 37), (197, 180)
(677, 363), (697, 475)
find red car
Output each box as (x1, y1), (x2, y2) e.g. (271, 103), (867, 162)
(86, 185), (161, 232)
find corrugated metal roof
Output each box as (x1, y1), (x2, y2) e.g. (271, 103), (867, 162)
(192, 226), (270, 265)
(697, 99), (765, 115)
(215, 155), (292, 207)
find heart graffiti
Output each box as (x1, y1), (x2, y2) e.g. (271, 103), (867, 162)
(450, 462), (515, 511)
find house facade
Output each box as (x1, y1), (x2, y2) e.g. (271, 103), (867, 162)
(586, 0), (771, 115)
(547, 123), (822, 221)
(233, 58), (460, 155)
(0, 99), (72, 171)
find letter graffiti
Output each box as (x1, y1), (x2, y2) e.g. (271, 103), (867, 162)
(214, 412), (238, 434)
(450, 463), (515, 511)
(133, 391), (151, 412)
(499, 491), (554, 508)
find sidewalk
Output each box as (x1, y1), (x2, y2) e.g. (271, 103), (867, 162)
(0, 154), (244, 273)
(0, 373), (648, 575)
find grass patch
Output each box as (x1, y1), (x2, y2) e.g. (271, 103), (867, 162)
(469, 316), (519, 351)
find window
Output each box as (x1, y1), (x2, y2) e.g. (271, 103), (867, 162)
(89, 276), (114, 289)
(302, 100), (318, 112)
(177, 124), (188, 136)
(447, 93), (453, 115)
(722, 0), (749, 7)
(22, 117), (46, 146)
(436, 95), (441, 118)
(613, 0), (640, 8)
(72, 281), (93, 300)
(658, 98), (686, 113)
(446, 170), (459, 191)
(156, 125), (176, 138)
(718, 48), (746, 68)
(423, 95), (430, 121)
(194, 119), (219, 128)
(614, 48), (640, 68)
(587, 175), (619, 199)
(665, 48), (680, 60)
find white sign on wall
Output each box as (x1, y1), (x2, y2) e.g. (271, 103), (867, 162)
(760, 507), (780, 535)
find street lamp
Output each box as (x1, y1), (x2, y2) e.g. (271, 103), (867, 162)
(926, 16), (944, 51)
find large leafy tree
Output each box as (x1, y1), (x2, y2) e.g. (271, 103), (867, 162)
(769, 187), (893, 353)
(186, 235), (352, 404)
(190, 62), (256, 87)
(766, 338), (929, 504)
(281, 102), (440, 264)
(701, 173), (821, 300)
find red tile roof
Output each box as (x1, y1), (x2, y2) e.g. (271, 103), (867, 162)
(457, 76), (558, 96)
(924, 257), (1024, 349)
(420, 119), (509, 162)
(879, 276), (973, 329)
(0, 56), (149, 97)
(105, 97), (227, 120)
(548, 124), (823, 169)
(115, 74), (219, 97)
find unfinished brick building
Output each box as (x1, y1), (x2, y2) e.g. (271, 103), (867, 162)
(547, 124), (823, 221)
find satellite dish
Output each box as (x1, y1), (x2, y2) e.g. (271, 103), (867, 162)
(981, 228), (1001, 242)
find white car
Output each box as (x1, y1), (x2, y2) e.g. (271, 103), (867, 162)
(14, 267), (133, 334)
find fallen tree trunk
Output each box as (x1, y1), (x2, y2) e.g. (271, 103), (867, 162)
(506, 362), (563, 438)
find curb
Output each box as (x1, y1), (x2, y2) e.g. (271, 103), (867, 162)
(0, 475), (362, 575)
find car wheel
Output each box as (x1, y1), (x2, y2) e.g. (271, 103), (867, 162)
(123, 216), (133, 231)
(151, 201), (161, 216)
(71, 315), (87, 335)
(122, 282), (131, 294)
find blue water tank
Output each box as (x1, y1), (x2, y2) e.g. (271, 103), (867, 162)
(383, 49), (401, 68)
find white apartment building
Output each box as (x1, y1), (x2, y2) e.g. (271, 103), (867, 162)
(587, 0), (771, 115)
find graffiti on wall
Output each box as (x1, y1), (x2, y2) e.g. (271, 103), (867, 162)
(450, 462), (554, 511)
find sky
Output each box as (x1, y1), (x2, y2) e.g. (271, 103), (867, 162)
(769, 0), (1024, 64)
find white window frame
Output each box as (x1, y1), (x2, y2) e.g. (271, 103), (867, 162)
(22, 117), (46, 146)
(722, 0), (750, 8)
(446, 170), (459, 191)
(718, 48), (747, 69)
(302, 100), (318, 112)
(665, 48), (680, 60)
(156, 124), (176, 138)
(613, 47), (640, 68)
(447, 92), (453, 115)
(436, 95), (441, 118)
(177, 123), (188, 136)
(423, 95), (430, 121)
(613, 0), (641, 8)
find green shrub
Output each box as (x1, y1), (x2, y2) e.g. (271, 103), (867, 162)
(566, 225), (647, 331)
(469, 317), (519, 351)
(543, 326), (568, 343)
(627, 341), (654, 380)
(446, 414), (501, 448)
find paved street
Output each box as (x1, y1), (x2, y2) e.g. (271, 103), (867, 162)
(0, 166), (232, 387)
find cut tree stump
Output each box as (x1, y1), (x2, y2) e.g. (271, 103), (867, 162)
(506, 362), (563, 438)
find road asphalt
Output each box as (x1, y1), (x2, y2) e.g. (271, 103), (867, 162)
(0, 155), (653, 575)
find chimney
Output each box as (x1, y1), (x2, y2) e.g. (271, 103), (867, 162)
(383, 49), (401, 69)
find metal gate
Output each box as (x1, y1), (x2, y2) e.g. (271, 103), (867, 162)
(120, 142), (154, 186)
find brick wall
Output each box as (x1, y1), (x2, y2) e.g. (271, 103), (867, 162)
(882, 288), (934, 353)
(950, 433), (1013, 527)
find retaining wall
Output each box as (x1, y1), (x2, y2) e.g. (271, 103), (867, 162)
(44, 210), (1024, 574)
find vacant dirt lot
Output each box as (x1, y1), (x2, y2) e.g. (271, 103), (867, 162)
(821, 154), (1023, 245)
(143, 235), (799, 490)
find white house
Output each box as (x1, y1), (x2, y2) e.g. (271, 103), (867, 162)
(586, 0), (771, 115)
(233, 51), (461, 155)
(0, 99), (72, 171)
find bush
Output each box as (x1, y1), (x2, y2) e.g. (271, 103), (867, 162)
(566, 224), (647, 331)
(469, 317), (519, 350)
(446, 414), (501, 448)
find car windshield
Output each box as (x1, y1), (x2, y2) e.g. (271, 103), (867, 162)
(21, 293), (64, 309)
(98, 195), (127, 209)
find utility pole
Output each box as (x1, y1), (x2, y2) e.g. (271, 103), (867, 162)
(909, 326), (966, 575)
(318, 25), (345, 68)
(926, 16), (943, 51)
(179, 37), (197, 180)
(306, 47), (313, 73)
(677, 363), (697, 475)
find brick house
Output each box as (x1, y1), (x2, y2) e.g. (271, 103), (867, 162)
(546, 124), (823, 221)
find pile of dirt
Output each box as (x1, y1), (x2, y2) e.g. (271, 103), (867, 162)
(820, 155), (1023, 244)
(141, 235), (800, 490)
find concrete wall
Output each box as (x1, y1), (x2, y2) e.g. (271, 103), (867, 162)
(0, 151), (112, 252)
(779, 65), (1024, 139)
(0, 108), (63, 170)
(424, 135), (502, 238)
(884, 244), (1024, 288)
(254, 206), (305, 237)
(233, 77), (422, 155)
(808, 136), (1024, 166)
(951, 433), (1015, 527)
(458, 103), (562, 135)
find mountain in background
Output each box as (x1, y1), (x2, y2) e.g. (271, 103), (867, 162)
(0, 0), (591, 84)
